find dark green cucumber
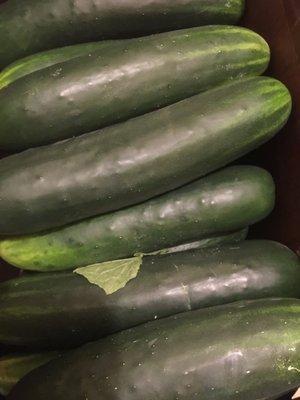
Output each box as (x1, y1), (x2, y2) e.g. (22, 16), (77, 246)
(0, 166), (275, 271)
(0, 77), (289, 235)
(0, 240), (299, 349)
(148, 227), (248, 255)
(8, 298), (300, 400)
(0, 40), (120, 90)
(0, 352), (59, 396)
(0, 26), (270, 150)
(0, 0), (245, 69)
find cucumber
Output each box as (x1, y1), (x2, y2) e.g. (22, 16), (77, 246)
(0, 77), (289, 236)
(0, 40), (120, 90)
(0, 166), (275, 271)
(7, 298), (300, 400)
(0, 26), (270, 151)
(0, 0), (245, 69)
(0, 352), (59, 396)
(0, 240), (298, 349)
(147, 227), (248, 255)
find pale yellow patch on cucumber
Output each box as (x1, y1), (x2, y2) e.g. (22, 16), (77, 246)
(74, 255), (143, 295)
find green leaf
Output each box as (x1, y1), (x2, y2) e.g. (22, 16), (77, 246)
(74, 255), (143, 295)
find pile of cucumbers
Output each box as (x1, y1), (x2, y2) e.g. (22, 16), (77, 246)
(0, 0), (299, 399)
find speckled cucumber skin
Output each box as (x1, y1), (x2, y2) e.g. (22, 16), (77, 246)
(0, 77), (289, 235)
(0, 240), (299, 350)
(0, 0), (245, 69)
(0, 166), (276, 271)
(0, 40), (120, 90)
(8, 298), (300, 400)
(0, 26), (270, 150)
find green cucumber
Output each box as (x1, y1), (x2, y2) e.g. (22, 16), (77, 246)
(0, 240), (298, 349)
(0, 76), (289, 235)
(0, 26), (270, 150)
(0, 165), (275, 271)
(8, 298), (300, 400)
(0, 40), (120, 90)
(0, 352), (59, 396)
(147, 227), (248, 255)
(0, 0), (245, 69)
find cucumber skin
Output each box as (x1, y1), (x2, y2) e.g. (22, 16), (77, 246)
(0, 77), (289, 236)
(0, 25), (270, 150)
(148, 227), (248, 255)
(0, 41), (120, 90)
(8, 298), (300, 400)
(0, 240), (298, 350)
(0, 0), (245, 69)
(0, 352), (59, 396)
(0, 166), (275, 272)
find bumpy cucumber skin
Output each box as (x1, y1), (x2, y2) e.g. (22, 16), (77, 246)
(0, 240), (299, 350)
(0, 166), (275, 271)
(0, 25), (270, 150)
(8, 298), (300, 400)
(0, 352), (59, 396)
(0, 77), (289, 236)
(0, 40), (120, 90)
(0, 0), (245, 68)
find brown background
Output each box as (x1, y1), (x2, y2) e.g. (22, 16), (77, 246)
(242, 0), (300, 260)
(0, 0), (299, 399)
